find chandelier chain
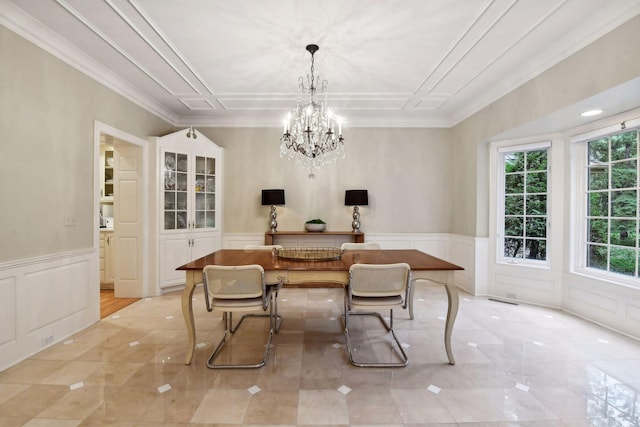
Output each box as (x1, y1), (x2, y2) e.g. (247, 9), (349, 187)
(309, 49), (315, 91)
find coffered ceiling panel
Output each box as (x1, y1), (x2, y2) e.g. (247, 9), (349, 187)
(2, 0), (639, 127)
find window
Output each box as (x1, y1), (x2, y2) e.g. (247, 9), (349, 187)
(498, 143), (549, 263)
(585, 128), (640, 279)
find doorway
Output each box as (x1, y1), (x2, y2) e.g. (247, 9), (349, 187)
(100, 290), (138, 318)
(94, 122), (150, 318)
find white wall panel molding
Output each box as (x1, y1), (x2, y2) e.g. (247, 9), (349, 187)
(223, 233), (266, 249)
(0, 276), (17, 347)
(567, 284), (618, 314)
(563, 273), (640, 340)
(0, 248), (94, 271)
(628, 303), (640, 324)
(493, 272), (558, 303)
(487, 265), (563, 308)
(366, 233), (451, 258)
(0, 249), (99, 371)
(25, 260), (90, 332)
(450, 234), (484, 296)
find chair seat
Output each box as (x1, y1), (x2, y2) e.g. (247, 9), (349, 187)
(211, 296), (265, 310)
(351, 295), (403, 307)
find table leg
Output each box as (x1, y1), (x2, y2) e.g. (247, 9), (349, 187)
(443, 271), (459, 365)
(408, 279), (416, 320)
(182, 271), (197, 365)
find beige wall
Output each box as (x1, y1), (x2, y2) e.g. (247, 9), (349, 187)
(451, 14), (640, 237)
(0, 25), (173, 263)
(3, 12), (639, 262)
(0, 21), (454, 262)
(199, 127), (453, 234)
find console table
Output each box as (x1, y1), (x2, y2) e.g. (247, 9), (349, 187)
(265, 231), (365, 245)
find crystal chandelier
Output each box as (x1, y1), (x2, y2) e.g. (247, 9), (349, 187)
(280, 44), (345, 179)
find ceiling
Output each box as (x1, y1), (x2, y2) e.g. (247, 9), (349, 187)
(1, 0), (639, 128)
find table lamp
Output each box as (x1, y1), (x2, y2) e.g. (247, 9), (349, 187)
(345, 190), (368, 233)
(262, 189), (285, 232)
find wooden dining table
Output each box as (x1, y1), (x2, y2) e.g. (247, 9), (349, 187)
(176, 248), (464, 365)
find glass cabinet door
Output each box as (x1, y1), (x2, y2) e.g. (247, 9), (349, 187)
(194, 156), (216, 229)
(164, 151), (189, 230)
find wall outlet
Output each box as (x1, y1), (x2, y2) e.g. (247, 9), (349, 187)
(64, 213), (76, 227)
(42, 335), (54, 346)
(506, 292), (517, 299)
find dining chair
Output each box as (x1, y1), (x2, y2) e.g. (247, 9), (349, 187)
(340, 242), (381, 250)
(243, 245), (284, 332)
(202, 264), (274, 368)
(341, 242), (420, 320)
(343, 263), (411, 367)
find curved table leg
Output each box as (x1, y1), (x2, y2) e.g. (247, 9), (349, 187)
(410, 271), (459, 364)
(182, 271), (197, 365)
(408, 278), (415, 320)
(443, 271), (459, 365)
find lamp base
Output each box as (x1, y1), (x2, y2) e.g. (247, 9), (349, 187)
(351, 206), (361, 233)
(269, 205), (278, 233)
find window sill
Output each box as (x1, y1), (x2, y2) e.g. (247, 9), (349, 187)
(496, 259), (550, 269)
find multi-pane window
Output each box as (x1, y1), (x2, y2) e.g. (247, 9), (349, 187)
(500, 147), (549, 262)
(586, 129), (640, 278)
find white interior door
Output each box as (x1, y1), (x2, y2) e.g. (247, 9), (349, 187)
(113, 143), (144, 298)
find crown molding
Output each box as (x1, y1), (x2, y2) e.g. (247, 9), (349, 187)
(0, 0), (178, 125)
(446, 2), (640, 126)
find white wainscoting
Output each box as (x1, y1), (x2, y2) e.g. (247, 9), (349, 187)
(0, 249), (99, 371)
(224, 232), (456, 253)
(223, 233), (269, 249)
(563, 273), (640, 340)
(450, 235), (486, 296)
(223, 232), (478, 294)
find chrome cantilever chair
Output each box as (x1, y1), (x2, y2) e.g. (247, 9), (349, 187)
(341, 242), (415, 319)
(243, 245), (284, 332)
(202, 264), (274, 369)
(340, 242), (381, 250)
(343, 263), (411, 367)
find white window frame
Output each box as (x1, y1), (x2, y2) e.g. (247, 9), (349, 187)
(496, 140), (552, 267)
(571, 115), (640, 288)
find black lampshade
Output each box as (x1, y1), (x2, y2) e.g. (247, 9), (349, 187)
(345, 190), (368, 206)
(261, 189), (285, 205)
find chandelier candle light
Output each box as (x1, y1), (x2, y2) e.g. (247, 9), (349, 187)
(280, 44), (345, 179)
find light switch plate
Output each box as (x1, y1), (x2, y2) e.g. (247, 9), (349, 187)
(64, 213), (76, 226)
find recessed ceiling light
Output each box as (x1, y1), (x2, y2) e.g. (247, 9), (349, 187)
(580, 109), (603, 117)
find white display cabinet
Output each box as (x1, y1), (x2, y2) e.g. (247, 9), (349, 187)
(151, 129), (223, 290)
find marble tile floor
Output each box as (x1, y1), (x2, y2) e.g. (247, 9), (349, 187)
(1, 285), (639, 426)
